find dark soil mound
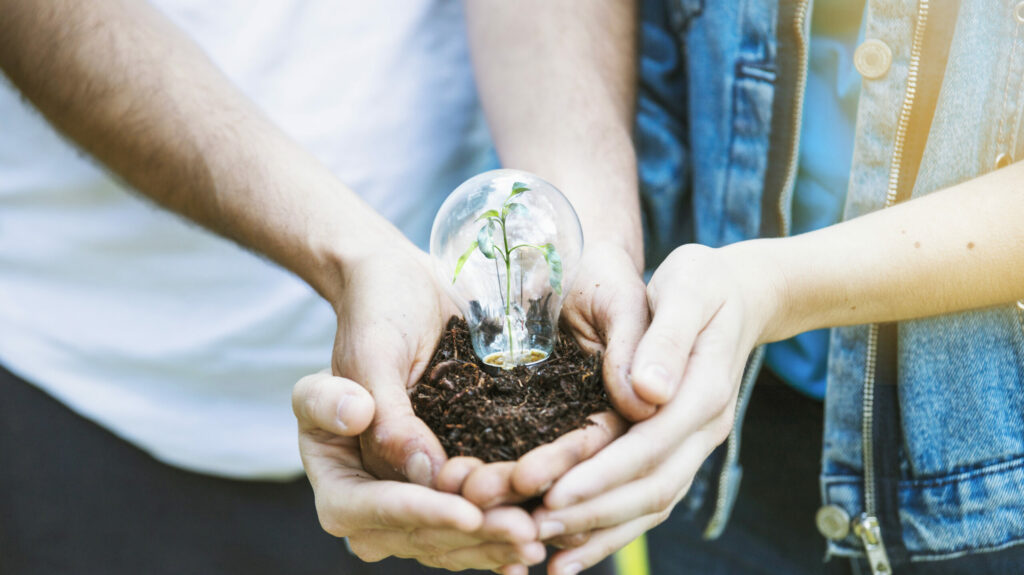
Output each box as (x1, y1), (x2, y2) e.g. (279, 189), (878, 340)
(411, 317), (611, 462)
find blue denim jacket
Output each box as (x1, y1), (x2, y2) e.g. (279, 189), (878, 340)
(638, 0), (1024, 566)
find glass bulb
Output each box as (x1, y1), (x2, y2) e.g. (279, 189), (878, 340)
(430, 169), (583, 369)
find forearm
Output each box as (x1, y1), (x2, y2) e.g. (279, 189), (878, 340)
(464, 0), (643, 268)
(735, 163), (1024, 343)
(0, 0), (406, 303)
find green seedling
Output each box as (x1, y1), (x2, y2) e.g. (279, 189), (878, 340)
(451, 182), (563, 367)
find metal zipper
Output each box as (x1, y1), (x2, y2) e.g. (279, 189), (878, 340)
(857, 2), (931, 574)
(704, 0), (810, 540)
(703, 346), (765, 539)
(853, 513), (892, 574)
(775, 0), (812, 237)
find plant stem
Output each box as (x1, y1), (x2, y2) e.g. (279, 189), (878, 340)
(500, 213), (515, 366)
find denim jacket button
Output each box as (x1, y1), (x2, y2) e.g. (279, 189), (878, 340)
(854, 39), (893, 79)
(995, 152), (1013, 169)
(1015, 2), (1024, 24)
(816, 505), (852, 540)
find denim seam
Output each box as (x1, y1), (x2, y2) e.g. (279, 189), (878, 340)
(823, 454), (1024, 489)
(829, 534), (1024, 562)
(996, 5), (1020, 149)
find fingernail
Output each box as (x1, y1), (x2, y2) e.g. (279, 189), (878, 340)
(538, 520), (565, 540)
(561, 562), (584, 575)
(334, 395), (351, 433)
(404, 452), (433, 486)
(538, 480), (553, 494)
(639, 364), (670, 399)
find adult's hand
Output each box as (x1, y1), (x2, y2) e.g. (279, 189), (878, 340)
(330, 244), (455, 486)
(433, 242), (644, 512)
(294, 371), (546, 571)
(526, 243), (782, 575)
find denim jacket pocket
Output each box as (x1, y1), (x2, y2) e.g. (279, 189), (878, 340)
(898, 307), (1024, 481)
(717, 61), (776, 245)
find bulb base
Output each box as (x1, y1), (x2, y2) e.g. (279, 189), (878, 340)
(482, 349), (549, 372)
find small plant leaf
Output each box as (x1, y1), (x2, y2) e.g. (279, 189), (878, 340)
(452, 240), (478, 284)
(542, 243), (563, 295)
(475, 209), (501, 222)
(502, 201), (529, 220)
(477, 221), (497, 259)
(510, 182), (529, 198)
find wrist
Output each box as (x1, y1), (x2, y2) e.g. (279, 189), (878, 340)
(717, 239), (797, 345)
(305, 204), (415, 307)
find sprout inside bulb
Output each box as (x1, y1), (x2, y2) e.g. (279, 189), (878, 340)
(430, 169), (583, 369)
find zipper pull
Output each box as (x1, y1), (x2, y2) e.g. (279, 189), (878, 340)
(852, 513), (892, 574)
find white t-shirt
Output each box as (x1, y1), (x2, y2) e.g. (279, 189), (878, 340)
(0, 0), (491, 479)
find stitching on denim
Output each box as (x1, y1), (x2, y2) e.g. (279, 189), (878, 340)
(736, 61), (777, 82)
(907, 534), (1024, 561)
(830, 536), (1024, 562)
(996, 1), (1021, 150)
(823, 455), (1024, 489)
(904, 454), (1024, 488)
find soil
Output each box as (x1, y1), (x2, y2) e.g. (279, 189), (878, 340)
(411, 317), (611, 463)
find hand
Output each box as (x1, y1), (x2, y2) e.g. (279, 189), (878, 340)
(526, 243), (782, 574)
(432, 242), (644, 514)
(294, 371), (546, 571)
(331, 244), (455, 486)
(324, 243), (547, 570)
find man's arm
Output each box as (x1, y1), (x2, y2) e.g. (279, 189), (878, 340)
(0, 0), (545, 568)
(464, 1), (643, 266)
(0, 0), (396, 303)
(465, 0), (651, 421)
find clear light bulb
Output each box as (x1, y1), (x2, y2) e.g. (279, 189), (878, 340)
(430, 169), (584, 369)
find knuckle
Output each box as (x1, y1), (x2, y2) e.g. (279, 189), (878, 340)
(408, 529), (442, 555)
(374, 499), (403, 528)
(629, 431), (663, 477)
(427, 553), (459, 571)
(346, 536), (387, 563)
(315, 500), (350, 538)
(709, 411), (736, 445)
(647, 330), (686, 360)
(297, 378), (328, 425)
(648, 481), (677, 514)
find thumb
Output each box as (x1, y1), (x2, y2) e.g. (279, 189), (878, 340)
(630, 290), (707, 405)
(358, 365), (449, 488)
(599, 283), (657, 422)
(292, 370), (375, 436)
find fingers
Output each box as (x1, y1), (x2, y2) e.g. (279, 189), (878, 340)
(630, 282), (713, 405)
(533, 428), (713, 538)
(498, 564), (530, 575)
(356, 364), (449, 486)
(545, 514), (664, 575)
(436, 456), (485, 493)
(318, 478), (483, 536)
(598, 278), (656, 422)
(544, 337), (740, 510)
(423, 542), (547, 572)
(511, 411), (627, 498)
(293, 371), (375, 436)
(477, 506), (541, 544)
(349, 532), (545, 571)
(462, 461), (530, 508)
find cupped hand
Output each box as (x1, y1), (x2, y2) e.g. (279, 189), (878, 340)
(433, 242), (646, 512)
(294, 371), (546, 571)
(331, 245), (455, 486)
(526, 243), (783, 574)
